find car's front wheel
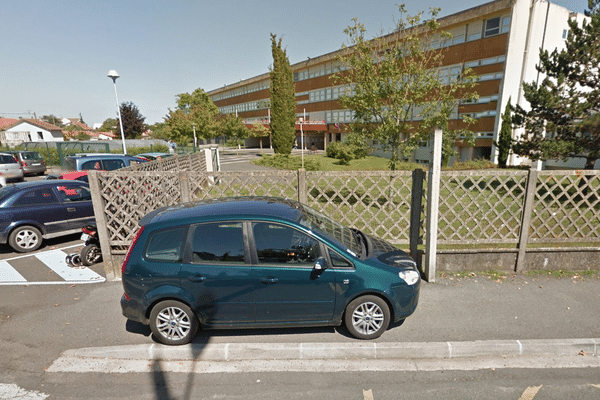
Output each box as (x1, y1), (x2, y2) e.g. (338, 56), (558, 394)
(9, 225), (42, 253)
(149, 300), (199, 345)
(344, 295), (390, 340)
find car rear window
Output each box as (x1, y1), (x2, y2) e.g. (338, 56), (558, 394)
(0, 155), (17, 164)
(21, 152), (41, 160)
(144, 226), (187, 262)
(64, 157), (77, 171)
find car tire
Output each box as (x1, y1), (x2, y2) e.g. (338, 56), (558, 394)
(344, 295), (390, 340)
(81, 244), (102, 266)
(149, 300), (199, 345)
(9, 225), (42, 253)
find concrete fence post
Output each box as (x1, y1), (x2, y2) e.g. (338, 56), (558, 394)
(425, 128), (443, 282)
(87, 170), (116, 280)
(516, 167), (538, 272)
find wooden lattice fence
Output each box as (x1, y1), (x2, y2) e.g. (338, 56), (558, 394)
(88, 165), (600, 278)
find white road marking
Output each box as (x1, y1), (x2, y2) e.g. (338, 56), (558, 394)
(363, 389), (374, 400)
(518, 385), (542, 400)
(0, 383), (48, 399)
(0, 245), (105, 285)
(35, 250), (105, 283)
(0, 261), (26, 282)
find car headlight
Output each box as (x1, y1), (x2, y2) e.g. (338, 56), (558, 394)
(399, 270), (420, 285)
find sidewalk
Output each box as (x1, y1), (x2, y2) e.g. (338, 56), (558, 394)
(51, 273), (600, 369)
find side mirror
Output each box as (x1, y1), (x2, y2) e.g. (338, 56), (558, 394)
(313, 257), (328, 271)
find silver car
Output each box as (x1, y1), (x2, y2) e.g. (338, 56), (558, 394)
(0, 153), (24, 184)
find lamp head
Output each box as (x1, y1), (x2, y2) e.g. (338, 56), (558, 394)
(107, 70), (120, 81)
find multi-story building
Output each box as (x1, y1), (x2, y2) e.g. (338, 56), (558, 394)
(207, 0), (587, 166)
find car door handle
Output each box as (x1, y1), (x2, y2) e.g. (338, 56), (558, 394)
(260, 277), (278, 284)
(67, 207), (76, 212)
(188, 275), (206, 282)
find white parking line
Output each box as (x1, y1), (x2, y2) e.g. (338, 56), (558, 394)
(0, 261), (27, 282)
(36, 249), (105, 283)
(0, 246), (105, 285)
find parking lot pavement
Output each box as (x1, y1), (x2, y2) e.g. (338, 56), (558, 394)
(0, 245), (105, 285)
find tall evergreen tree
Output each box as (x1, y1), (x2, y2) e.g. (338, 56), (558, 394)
(512, 0), (600, 169)
(269, 33), (296, 155)
(496, 100), (513, 168)
(119, 101), (146, 139)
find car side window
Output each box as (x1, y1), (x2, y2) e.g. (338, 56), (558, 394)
(252, 222), (320, 266)
(103, 159), (126, 170)
(191, 222), (245, 264)
(145, 226), (187, 262)
(81, 160), (102, 170)
(13, 188), (58, 206)
(56, 185), (91, 202)
(328, 248), (354, 269)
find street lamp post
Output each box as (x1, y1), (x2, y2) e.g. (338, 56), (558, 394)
(107, 70), (127, 154)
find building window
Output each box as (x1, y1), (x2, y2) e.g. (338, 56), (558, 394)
(501, 16), (511, 33)
(562, 29), (569, 39)
(484, 17), (500, 37)
(37, 132), (43, 140)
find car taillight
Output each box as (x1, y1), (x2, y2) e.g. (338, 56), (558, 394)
(81, 226), (95, 235)
(21, 161), (26, 168)
(122, 226), (145, 275)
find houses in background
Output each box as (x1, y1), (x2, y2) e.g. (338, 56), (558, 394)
(0, 117), (116, 147)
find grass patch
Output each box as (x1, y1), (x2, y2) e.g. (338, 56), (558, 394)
(253, 153), (508, 172)
(525, 269), (600, 278)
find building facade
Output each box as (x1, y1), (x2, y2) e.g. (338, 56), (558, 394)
(207, 0), (586, 166)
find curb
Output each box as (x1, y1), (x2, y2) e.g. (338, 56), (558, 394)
(61, 338), (600, 362)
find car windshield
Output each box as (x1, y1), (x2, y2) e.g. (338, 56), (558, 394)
(297, 204), (362, 257)
(0, 185), (19, 204)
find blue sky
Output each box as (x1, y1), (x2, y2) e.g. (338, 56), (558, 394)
(1, 0), (590, 127)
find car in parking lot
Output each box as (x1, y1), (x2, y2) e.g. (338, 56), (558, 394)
(0, 180), (94, 252)
(136, 152), (173, 161)
(9, 150), (47, 176)
(120, 197), (421, 345)
(0, 153), (24, 183)
(58, 153), (148, 181)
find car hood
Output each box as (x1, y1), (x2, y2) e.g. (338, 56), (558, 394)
(366, 233), (417, 270)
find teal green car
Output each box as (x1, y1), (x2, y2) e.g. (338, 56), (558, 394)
(120, 197), (421, 345)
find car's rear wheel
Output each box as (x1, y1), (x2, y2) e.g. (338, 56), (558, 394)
(344, 295), (390, 340)
(149, 300), (199, 345)
(9, 226), (42, 253)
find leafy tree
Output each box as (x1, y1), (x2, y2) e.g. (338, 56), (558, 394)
(249, 121), (271, 149)
(146, 122), (169, 140)
(269, 33), (296, 155)
(165, 88), (220, 145)
(219, 114), (249, 147)
(98, 118), (118, 132)
(496, 100), (513, 168)
(512, 0), (600, 170)
(334, 4), (478, 170)
(118, 101), (146, 139)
